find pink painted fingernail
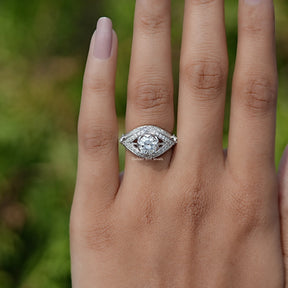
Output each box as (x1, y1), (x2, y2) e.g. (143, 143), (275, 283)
(93, 17), (113, 59)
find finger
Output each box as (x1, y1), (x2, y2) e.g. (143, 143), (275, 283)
(279, 145), (288, 283)
(228, 0), (277, 170)
(175, 0), (228, 164)
(75, 18), (119, 210)
(125, 0), (174, 168)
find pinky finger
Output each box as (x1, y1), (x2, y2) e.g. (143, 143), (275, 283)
(278, 145), (288, 284)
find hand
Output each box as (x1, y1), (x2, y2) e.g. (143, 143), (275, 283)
(70, 0), (286, 287)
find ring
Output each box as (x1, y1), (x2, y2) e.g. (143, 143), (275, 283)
(119, 125), (177, 159)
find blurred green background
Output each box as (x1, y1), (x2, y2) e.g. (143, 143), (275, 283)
(0, 0), (287, 287)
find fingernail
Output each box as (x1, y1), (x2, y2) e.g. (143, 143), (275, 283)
(93, 17), (113, 59)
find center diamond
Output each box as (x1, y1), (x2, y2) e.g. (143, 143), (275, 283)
(137, 134), (159, 154)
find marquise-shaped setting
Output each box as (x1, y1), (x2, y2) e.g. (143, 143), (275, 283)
(119, 125), (177, 159)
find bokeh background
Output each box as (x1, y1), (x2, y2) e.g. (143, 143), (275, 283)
(0, 0), (287, 287)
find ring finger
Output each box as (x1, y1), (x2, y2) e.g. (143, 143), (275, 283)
(125, 0), (174, 171)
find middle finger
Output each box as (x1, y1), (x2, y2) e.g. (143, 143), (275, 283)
(175, 0), (228, 165)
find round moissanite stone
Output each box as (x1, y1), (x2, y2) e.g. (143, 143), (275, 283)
(137, 134), (159, 154)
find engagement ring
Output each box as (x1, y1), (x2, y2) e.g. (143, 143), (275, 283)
(120, 125), (177, 160)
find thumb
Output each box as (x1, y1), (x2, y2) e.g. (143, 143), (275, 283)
(278, 145), (288, 285)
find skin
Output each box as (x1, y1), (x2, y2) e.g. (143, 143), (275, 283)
(70, 0), (288, 287)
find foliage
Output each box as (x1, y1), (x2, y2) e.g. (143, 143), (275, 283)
(0, 0), (287, 287)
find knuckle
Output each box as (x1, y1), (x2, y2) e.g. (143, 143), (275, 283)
(131, 185), (159, 229)
(242, 17), (264, 35)
(242, 9), (273, 37)
(70, 206), (115, 252)
(241, 76), (277, 115)
(136, 195), (158, 228)
(84, 220), (115, 251)
(182, 59), (225, 101)
(175, 178), (209, 229)
(137, 12), (168, 35)
(191, 0), (217, 5)
(228, 183), (268, 232)
(242, 22), (264, 35)
(78, 122), (117, 156)
(132, 80), (173, 113)
(83, 75), (114, 96)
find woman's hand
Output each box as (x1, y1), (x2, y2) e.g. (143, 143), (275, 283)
(70, 0), (287, 287)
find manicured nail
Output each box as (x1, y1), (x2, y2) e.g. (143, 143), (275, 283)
(93, 17), (113, 59)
